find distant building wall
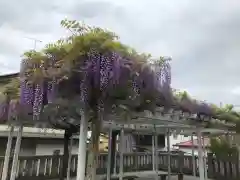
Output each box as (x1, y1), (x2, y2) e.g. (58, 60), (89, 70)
(35, 138), (109, 156)
(168, 135), (193, 148)
(0, 138), (36, 156)
(177, 147), (208, 156)
(35, 139), (83, 155)
(0, 131), (198, 157)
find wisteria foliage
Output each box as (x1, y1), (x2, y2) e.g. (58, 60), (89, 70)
(17, 19), (175, 125)
(0, 19), (239, 129)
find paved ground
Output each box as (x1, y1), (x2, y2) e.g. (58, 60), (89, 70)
(66, 171), (212, 180)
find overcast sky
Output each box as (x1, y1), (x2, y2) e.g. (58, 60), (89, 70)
(0, 0), (240, 106)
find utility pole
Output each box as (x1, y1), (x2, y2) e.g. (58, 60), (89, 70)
(220, 102), (222, 108)
(24, 37), (42, 50)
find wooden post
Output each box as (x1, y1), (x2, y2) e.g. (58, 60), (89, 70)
(191, 134), (196, 176)
(154, 126), (158, 180)
(152, 134), (155, 171)
(207, 153), (214, 178)
(178, 152), (184, 174)
(106, 128), (112, 180)
(67, 135), (73, 180)
(155, 134), (159, 172)
(202, 137), (207, 180)
(235, 153), (240, 179)
(61, 131), (70, 180)
(10, 126), (23, 180)
(167, 129), (171, 180)
(1, 126), (14, 180)
(197, 129), (205, 180)
(110, 130), (118, 174)
(119, 128), (124, 180)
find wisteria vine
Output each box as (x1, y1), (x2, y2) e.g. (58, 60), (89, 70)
(0, 19), (225, 128)
(17, 48), (174, 125)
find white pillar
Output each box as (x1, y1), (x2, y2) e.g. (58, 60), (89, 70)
(119, 128), (124, 180)
(67, 136), (73, 180)
(76, 111), (88, 180)
(10, 126), (23, 180)
(106, 128), (112, 180)
(167, 129), (171, 180)
(197, 129), (205, 180)
(1, 126), (14, 180)
(191, 134), (196, 177)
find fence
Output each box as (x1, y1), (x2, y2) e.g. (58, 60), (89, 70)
(0, 152), (238, 180)
(0, 152), (197, 180)
(208, 153), (240, 180)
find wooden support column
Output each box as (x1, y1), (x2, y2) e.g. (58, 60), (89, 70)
(60, 130), (71, 180)
(110, 130), (119, 174)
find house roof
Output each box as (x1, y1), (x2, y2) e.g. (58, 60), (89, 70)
(0, 73), (19, 84)
(0, 125), (72, 139)
(173, 137), (210, 148)
(0, 125), (110, 142)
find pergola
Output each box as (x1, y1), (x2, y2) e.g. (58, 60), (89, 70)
(74, 109), (235, 180)
(2, 110), (233, 180)
(0, 51), (236, 180)
(0, 104), (235, 180)
(0, 88), (235, 180)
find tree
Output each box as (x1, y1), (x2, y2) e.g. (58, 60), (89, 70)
(18, 19), (174, 180)
(209, 137), (238, 158)
(0, 18), (238, 180)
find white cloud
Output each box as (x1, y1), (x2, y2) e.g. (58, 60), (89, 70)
(231, 87), (240, 96)
(1, 0), (240, 105)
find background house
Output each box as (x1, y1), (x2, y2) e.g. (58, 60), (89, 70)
(173, 137), (210, 156)
(0, 125), (207, 156)
(0, 125), (200, 156)
(0, 126), (109, 156)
